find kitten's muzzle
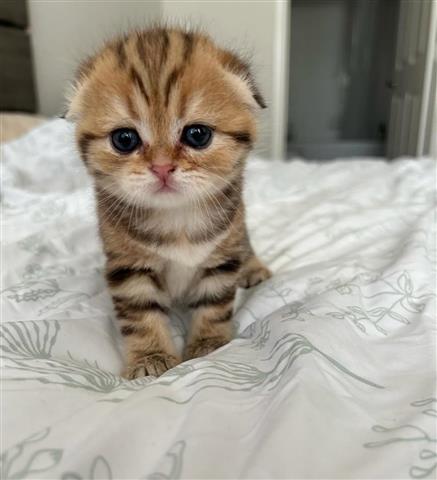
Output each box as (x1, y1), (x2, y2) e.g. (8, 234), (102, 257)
(150, 164), (176, 184)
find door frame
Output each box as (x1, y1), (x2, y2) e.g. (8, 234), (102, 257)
(271, 0), (291, 160)
(418, 0), (437, 156)
(388, 0), (437, 158)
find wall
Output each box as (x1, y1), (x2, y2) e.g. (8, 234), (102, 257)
(28, 1), (161, 116)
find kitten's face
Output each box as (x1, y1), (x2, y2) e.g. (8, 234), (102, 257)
(69, 29), (264, 208)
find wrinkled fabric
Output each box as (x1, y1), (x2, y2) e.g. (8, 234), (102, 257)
(1, 119), (436, 479)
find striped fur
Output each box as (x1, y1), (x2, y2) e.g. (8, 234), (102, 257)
(68, 27), (271, 378)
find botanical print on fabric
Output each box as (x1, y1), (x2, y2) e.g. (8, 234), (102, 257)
(364, 398), (437, 479)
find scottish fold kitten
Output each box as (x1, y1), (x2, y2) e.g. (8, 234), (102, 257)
(68, 27), (271, 377)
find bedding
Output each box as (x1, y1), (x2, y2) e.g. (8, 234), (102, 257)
(1, 119), (436, 479)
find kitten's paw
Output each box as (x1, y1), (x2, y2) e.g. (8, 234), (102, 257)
(184, 336), (230, 360)
(123, 353), (180, 379)
(239, 259), (272, 289)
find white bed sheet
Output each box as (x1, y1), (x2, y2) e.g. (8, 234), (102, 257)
(1, 119), (436, 479)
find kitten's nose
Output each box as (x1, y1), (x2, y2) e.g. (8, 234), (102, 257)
(150, 164), (176, 182)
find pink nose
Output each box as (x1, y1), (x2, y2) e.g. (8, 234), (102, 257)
(150, 164), (175, 182)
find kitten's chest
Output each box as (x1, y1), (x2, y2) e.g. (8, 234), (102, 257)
(133, 209), (226, 299)
(164, 261), (198, 300)
(158, 233), (225, 299)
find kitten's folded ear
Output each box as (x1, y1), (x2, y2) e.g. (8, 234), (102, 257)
(219, 50), (267, 110)
(246, 77), (267, 109)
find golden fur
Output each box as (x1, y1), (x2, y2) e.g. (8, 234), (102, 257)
(68, 27), (271, 377)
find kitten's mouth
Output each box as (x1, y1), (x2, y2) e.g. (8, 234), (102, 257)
(155, 182), (178, 194)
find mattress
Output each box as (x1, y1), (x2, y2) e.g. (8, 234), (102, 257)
(2, 119), (436, 479)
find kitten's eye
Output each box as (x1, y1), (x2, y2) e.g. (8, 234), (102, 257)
(181, 124), (213, 149)
(110, 128), (141, 153)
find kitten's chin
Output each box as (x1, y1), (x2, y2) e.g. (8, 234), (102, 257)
(146, 190), (187, 209)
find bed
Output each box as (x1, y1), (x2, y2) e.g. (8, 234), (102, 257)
(2, 119), (436, 479)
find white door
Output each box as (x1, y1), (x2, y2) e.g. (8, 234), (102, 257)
(387, 0), (437, 158)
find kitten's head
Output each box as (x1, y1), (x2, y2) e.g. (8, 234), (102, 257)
(68, 27), (265, 209)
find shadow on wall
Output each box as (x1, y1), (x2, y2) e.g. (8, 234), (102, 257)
(288, 0), (399, 159)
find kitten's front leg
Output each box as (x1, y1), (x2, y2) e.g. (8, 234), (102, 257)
(185, 285), (236, 360)
(107, 266), (179, 378)
(238, 255), (272, 288)
(114, 297), (180, 378)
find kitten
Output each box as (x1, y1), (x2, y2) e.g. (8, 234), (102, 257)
(68, 27), (271, 378)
